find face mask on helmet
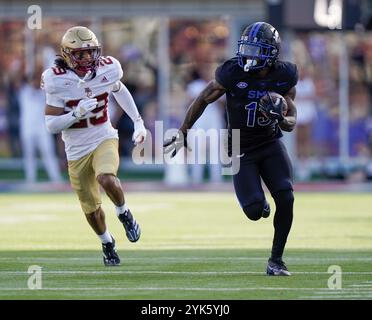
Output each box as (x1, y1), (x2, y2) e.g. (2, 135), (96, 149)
(237, 40), (278, 72)
(63, 47), (101, 73)
(72, 48), (101, 72)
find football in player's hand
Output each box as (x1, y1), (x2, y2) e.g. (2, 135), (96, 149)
(259, 92), (288, 119)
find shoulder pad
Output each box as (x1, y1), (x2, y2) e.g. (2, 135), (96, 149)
(99, 56), (123, 81)
(275, 61), (298, 88)
(41, 68), (60, 94)
(215, 58), (239, 90)
(41, 67), (76, 96)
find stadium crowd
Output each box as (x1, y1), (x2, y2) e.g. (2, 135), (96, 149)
(0, 19), (371, 181)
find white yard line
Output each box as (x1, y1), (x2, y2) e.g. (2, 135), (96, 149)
(302, 295), (372, 299)
(1, 270), (372, 275)
(348, 284), (372, 287)
(0, 256), (372, 262)
(0, 287), (372, 292)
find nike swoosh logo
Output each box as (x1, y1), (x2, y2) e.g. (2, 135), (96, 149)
(237, 153), (245, 158)
(269, 110), (280, 116)
(276, 82), (288, 86)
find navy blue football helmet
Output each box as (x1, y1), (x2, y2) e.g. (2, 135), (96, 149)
(237, 22), (281, 72)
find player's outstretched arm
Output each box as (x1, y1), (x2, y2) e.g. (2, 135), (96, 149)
(112, 81), (147, 145)
(280, 86), (297, 132)
(179, 80), (226, 134)
(163, 80), (226, 158)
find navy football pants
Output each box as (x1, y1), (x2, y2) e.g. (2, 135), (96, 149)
(233, 139), (294, 260)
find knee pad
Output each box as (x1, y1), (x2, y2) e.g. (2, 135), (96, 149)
(242, 201), (265, 221)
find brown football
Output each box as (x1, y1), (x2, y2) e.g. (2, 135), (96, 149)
(260, 92), (288, 116)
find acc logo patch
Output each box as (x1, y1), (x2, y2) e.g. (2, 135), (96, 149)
(237, 82), (248, 89)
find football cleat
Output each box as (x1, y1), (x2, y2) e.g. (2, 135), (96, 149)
(266, 258), (291, 276)
(118, 210), (141, 243)
(102, 237), (120, 266)
(262, 200), (271, 218)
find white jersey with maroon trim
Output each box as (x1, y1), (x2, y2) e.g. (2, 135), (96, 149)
(42, 56), (122, 161)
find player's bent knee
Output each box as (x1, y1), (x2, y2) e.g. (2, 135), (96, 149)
(87, 206), (102, 215)
(242, 201), (265, 221)
(273, 189), (294, 205)
(96, 174), (116, 190)
(85, 208), (99, 221)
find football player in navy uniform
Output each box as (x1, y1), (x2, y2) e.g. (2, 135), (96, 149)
(164, 22), (298, 276)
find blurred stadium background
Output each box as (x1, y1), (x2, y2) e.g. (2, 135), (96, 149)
(0, 0), (371, 188)
(0, 0), (372, 300)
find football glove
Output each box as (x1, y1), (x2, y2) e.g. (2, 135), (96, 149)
(132, 118), (147, 145)
(163, 131), (190, 158)
(73, 98), (98, 119)
(258, 94), (285, 121)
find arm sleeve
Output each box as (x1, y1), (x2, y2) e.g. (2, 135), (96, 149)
(112, 81), (142, 123)
(45, 112), (77, 134)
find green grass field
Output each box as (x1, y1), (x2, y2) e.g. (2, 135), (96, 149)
(0, 192), (371, 300)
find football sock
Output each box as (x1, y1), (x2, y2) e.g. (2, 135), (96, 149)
(98, 230), (113, 244)
(271, 190), (294, 260)
(115, 203), (129, 217)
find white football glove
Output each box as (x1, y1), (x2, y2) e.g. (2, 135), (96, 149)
(73, 98), (98, 119)
(132, 118), (147, 145)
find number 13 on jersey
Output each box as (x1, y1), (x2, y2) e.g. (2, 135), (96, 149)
(245, 102), (271, 127)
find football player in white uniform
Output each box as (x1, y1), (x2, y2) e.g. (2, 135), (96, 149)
(42, 26), (147, 266)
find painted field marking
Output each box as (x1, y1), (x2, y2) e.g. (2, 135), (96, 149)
(0, 287), (372, 292)
(0, 256), (372, 262)
(1, 270), (372, 275)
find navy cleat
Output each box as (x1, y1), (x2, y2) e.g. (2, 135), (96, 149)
(118, 209), (141, 242)
(262, 200), (271, 218)
(102, 237), (120, 266)
(266, 258), (291, 276)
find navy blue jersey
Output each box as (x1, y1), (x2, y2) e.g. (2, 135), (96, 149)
(215, 58), (298, 152)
